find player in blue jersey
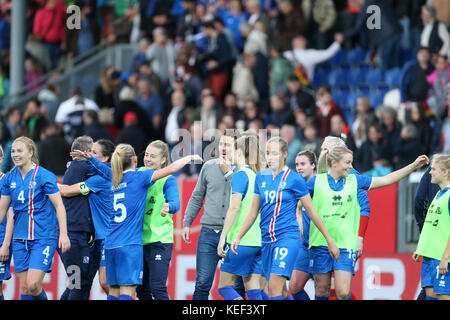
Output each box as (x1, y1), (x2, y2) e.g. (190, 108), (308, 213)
(0, 136), (71, 300)
(59, 139), (115, 296)
(307, 145), (428, 300)
(217, 133), (264, 300)
(70, 143), (202, 300)
(0, 145), (14, 300)
(231, 136), (339, 300)
(289, 150), (317, 300)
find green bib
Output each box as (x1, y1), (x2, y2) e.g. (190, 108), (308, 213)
(226, 166), (261, 247)
(416, 189), (450, 262)
(139, 167), (177, 245)
(310, 173), (360, 250)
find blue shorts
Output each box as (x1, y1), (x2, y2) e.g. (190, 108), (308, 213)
(310, 246), (357, 275)
(261, 236), (300, 281)
(0, 246), (11, 281)
(294, 244), (312, 274)
(105, 244), (143, 286)
(220, 244), (262, 277)
(421, 257), (450, 295)
(12, 239), (57, 273)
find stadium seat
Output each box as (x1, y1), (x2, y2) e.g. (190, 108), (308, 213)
(364, 68), (384, 85)
(346, 89), (361, 109)
(327, 69), (347, 87)
(384, 67), (402, 88)
(342, 106), (354, 125)
(368, 89), (385, 108)
(346, 47), (367, 65)
(312, 69), (327, 87)
(347, 68), (365, 86)
(329, 49), (347, 65)
(332, 89), (350, 107)
(357, 84), (371, 96)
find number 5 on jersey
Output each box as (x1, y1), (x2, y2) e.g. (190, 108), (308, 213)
(113, 193), (127, 223)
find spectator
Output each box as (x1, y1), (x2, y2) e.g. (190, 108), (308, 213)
(180, 121), (207, 178)
(129, 38), (151, 73)
(38, 83), (60, 122)
(212, 16), (239, 62)
(55, 86), (100, 144)
(177, 0), (202, 41)
(200, 20), (234, 101)
(140, 0), (176, 40)
(222, 92), (243, 124)
(231, 54), (259, 110)
(0, 64), (9, 110)
(82, 109), (112, 141)
(3, 107), (21, 142)
(276, 0), (308, 51)
(379, 105), (403, 167)
(0, 3), (11, 51)
(165, 90), (190, 147)
(146, 27), (177, 86)
(24, 57), (44, 93)
(65, 0), (100, 58)
(246, 51), (270, 113)
(355, 123), (389, 173)
(400, 46), (434, 104)
(32, 0), (67, 69)
(301, 121), (322, 157)
(38, 122), (71, 176)
(220, 0), (249, 51)
(94, 67), (120, 109)
(441, 105), (450, 153)
(268, 45), (293, 96)
(408, 102), (433, 156)
(344, 0), (402, 70)
(116, 71), (139, 102)
(115, 111), (148, 159)
(351, 96), (378, 149)
(280, 124), (302, 171)
(283, 33), (343, 85)
(302, 0), (337, 49)
(136, 77), (164, 138)
(26, 33), (52, 73)
(394, 124), (422, 170)
(426, 54), (449, 120)
(22, 98), (48, 142)
(191, 90), (224, 133)
(420, 5), (450, 59)
(329, 113), (354, 149)
(284, 74), (316, 117)
(241, 20), (268, 56)
(313, 85), (345, 138)
(164, 75), (195, 110)
(245, 0), (270, 32)
(266, 93), (295, 130)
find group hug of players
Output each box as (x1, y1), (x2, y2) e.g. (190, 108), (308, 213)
(0, 131), (448, 300)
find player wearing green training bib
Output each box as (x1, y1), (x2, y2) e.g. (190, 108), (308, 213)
(136, 141), (180, 301)
(217, 133), (265, 301)
(307, 146), (429, 301)
(413, 154), (450, 300)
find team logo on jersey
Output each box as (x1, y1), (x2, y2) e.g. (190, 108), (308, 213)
(278, 181), (286, 189)
(439, 279), (446, 287)
(279, 261), (286, 269)
(10, 182), (16, 189)
(155, 254), (162, 261)
(332, 195), (343, 206)
(29, 181), (37, 189)
(83, 256), (89, 264)
(261, 182), (266, 188)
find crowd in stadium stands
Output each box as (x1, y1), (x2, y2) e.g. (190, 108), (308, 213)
(0, 0), (449, 177)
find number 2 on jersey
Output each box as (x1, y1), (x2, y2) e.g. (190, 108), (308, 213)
(113, 193), (127, 223)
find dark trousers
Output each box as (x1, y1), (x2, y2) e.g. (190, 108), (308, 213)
(136, 242), (173, 300)
(58, 231), (99, 300)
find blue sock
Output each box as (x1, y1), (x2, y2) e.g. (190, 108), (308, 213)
(32, 289), (48, 300)
(284, 293), (292, 300)
(119, 294), (134, 300)
(260, 290), (269, 300)
(293, 290), (310, 300)
(269, 295), (283, 300)
(426, 296), (437, 300)
(20, 294), (33, 300)
(246, 289), (263, 300)
(218, 286), (244, 300)
(0, 295), (4, 300)
(315, 295), (329, 300)
(107, 294), (119, 300)
(347, 295), (352, 300)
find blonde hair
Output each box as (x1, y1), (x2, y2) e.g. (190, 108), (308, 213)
(111, 144), (135, 188)
(236, 131), (262, 173)
(325, 146), (353, 169)
(317, 136), (346, 174)
(431, 153), (450, 177)
(13, 136), (39, 165)
(149, 140), (170, 168)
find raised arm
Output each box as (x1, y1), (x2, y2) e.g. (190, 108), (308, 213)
(70, 150), (112, 180)
(370, 155), (429, 190)
(230, 194), (261, 255)
(152, 154), (203, 182)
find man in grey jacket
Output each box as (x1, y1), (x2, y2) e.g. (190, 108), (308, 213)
(182, 133), (237, 300)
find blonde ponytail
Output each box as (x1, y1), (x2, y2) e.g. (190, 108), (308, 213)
(111, 144), (135, 188)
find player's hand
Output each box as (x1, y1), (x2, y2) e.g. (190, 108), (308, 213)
(413, 155), (429, 170)
(230, 237), (240, 255)
(217, 237), (227, 258)
(357, 236), (364, 260)
(70, 149), (91, 161)
(182, 226), (191, 244)
(160, 203), (169, 217)
(412, 252), (421, 262)
(328, 241), (340, 262)
(439, 257), (449, 275)
(0, 245), (9, 262)
(59, 233), (71, 254)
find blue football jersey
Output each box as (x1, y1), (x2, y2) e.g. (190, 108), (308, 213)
(85, 173), (112, 240)
(254, 167), (309, 243)
(1, 165), (59, 240)
(0, 173), (7, 245)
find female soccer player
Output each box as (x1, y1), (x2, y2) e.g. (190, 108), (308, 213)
(289, 150), (317, 300)
(0, 145), (14, 300)
(136, 140), (180, 300)
(308, 146), (428, 300)
(231, 136), (339, 300)
(71, 144), (202, 300)
(217, 133), (264, 300)
(0, 136), (71, 300)
(413, 154), (450, 300)
(58, 139), (115, 295)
